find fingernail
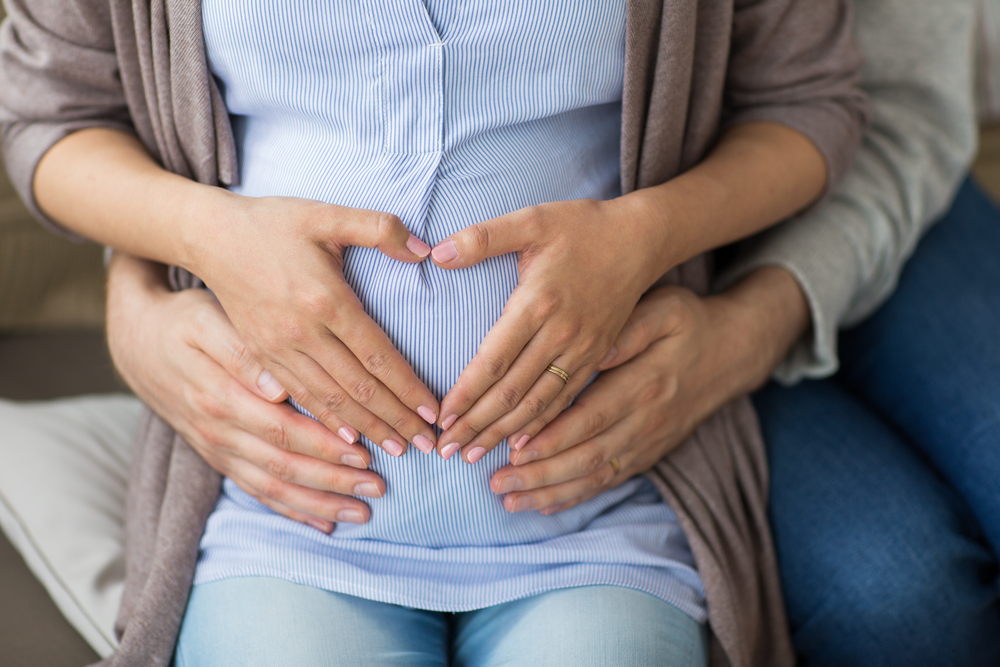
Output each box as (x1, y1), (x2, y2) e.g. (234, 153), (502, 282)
(467, 446), (487, 464)
(601, 346), (618, 367)
(513, 450), (538, 465)
(441, 414), (458, 430)
(413, 434), (435, 455)
(257, 370), (285, 400)
(306, 518), (333, 533)
(431, 239), (459, 263)
(511, 495), (536, 512)
(354, 482), (382, 498)
(336, 509), (365, 523)
(338, 427), (358, 444)
(495, 475), (522, 493)
(341, 454), (367, 469)
(513, 434), (530, 451)
(406, 234), (432, 258)
(441, 442), (461, 460)
(417, 406), (437, 424)
(382, 439), (405, 456)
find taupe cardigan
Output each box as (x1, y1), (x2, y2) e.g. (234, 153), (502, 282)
(0, 1), (867, 665)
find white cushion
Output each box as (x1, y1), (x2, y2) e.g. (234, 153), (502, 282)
(0, 394), (141, 658)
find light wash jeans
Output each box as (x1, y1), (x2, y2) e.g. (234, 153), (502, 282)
(175, 578), (707, 666)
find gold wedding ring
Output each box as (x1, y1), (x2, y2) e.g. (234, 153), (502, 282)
(544, 364), (570, 383)
(609, 457), (621, 475)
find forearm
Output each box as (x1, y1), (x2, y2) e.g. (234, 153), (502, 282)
(34, 127), (235, 271)
(623, 121), (827, 281)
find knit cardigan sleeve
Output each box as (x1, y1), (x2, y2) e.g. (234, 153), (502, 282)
(0, 0), (132, 241)
(716, 0), (978, 383)
(722, 0), (870, 196)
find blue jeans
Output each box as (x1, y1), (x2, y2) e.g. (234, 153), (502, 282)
(175, 578), (708, 666)
(756, 178), (1000, 666)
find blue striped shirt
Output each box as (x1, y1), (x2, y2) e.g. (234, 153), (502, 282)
(193, 0), (707, 621)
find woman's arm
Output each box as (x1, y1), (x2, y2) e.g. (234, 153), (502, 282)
(429, 120), (826, 462)
(495, 0), (980, 511)
(106, 252), (386, 531)
(34, 127), (441, 457)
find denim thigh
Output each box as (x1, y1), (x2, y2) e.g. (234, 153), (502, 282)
(175, 577), (450, 667)
(838, 178), (1000, 553)
(176, 579), (706, 667)
(756, 378), (1000, 667)
(453, 586), (708, 667)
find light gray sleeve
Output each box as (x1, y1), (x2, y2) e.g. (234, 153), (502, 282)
(716, 0), (979, 384)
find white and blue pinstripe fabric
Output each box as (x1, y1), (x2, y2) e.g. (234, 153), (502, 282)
(193, 0), (707, 621)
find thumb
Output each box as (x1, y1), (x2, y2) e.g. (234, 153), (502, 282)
(430, 210), (534, 269)
(599, 293), (681, 370)
(329, 206), (430, 263)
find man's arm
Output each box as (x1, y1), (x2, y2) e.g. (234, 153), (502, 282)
(718, 0), (979, 383)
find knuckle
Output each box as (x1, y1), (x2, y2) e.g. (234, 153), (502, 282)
(495, 385), (521, 413)
(194, 392), (228, 421)
(362, 350), (391, 377)
(228, 337), (254, 372)
(263, 420), (292, 451)
(581, 448), (606, 476)
(350, 377), (378, 405)
(263, 454), (294, 483)
(535, 291), (563, 319)
(582, 408), (610, 438)
(468, 222), (492, 254)
(521, 393), (548, 419)
(388, 411), (414, 434)
(297, 290), (332, 320)
(257, 477), (288, 504)
(482, 355), (509, 384)
(320, 387), (350, 413)
(377, 211), (402, 239)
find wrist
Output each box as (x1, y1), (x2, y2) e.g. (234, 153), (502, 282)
(175, 183), (245, 278)
(610, 189), (684, 287)
(706, 265), (811, 394)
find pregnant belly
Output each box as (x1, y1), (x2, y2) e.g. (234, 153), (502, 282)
(333, 246), (609, 547)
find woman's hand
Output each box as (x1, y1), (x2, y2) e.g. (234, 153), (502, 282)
(194, 194), (442, 457)
(426, 122), (826, 463)
(488, 267), (811, 514)
(35, 128), (442, 458)
(107, 254), (387, 532)
(429, 196), (670, 462)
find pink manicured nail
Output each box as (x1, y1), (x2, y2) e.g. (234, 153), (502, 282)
(338, 427), (358, 444)
(441, 442), (461, 460)
(514, 450), (538, 465)
(601, 346), (618, 367)
(257, 370), (286, 400)
(467, 447), (487, 464)
(513, 434), (530, 451)
(417, 406), (437, 424)
(341, 454), (367, 469)
(431, 240), (459, 263)
(406, 234), (432, 258)
(413, 434), (435, 455)
(382, 439), (405, 456)
(441, 414), (458, 430)
(495, 475), (522, 494)
(336, 509), (365, 523)
(306, 518), (333, 533)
